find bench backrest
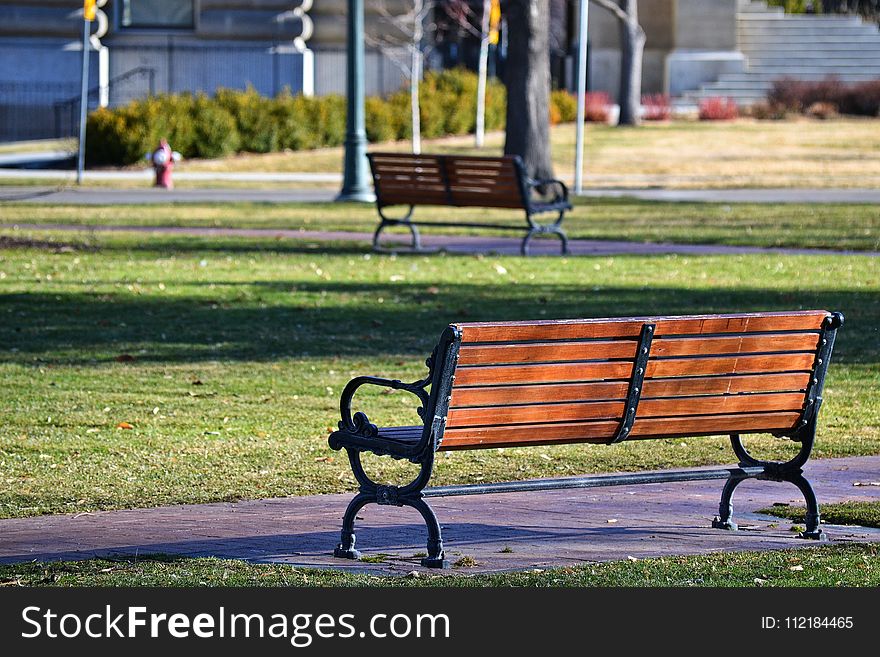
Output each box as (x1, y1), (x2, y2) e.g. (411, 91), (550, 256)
(368, 153), (529, 210)
(432, 310), (840, 451)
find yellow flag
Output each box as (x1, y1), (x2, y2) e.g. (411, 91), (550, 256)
(84, 0), (96, 21)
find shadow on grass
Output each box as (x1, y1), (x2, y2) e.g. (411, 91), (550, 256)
(2, 282), (875, 364)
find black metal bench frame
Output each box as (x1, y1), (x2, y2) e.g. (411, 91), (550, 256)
(328, 313), (843, 569)
(368, 153), (572, 256)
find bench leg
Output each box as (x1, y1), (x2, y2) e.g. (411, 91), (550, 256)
(334, 492), (372, 560)
(712, 431), (826, 540)
(521, 217), (568, 256)
(788, 471), (826, 541)
(333, 448), (448, 568)
(373, 207), (421, 252)
(408, 497), (448, 569)
(712, 472), (748, 531)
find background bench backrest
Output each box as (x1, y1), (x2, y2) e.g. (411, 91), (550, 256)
(369, 153), (528, 209)
(437, 311), (832, 450)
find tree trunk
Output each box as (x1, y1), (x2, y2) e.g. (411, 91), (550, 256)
(504, 0), (555, 180)
(617, 0), (645, 126)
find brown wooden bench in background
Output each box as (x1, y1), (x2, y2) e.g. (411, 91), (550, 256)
(367, 152), (571, 255)
(328, 310), (843, 568)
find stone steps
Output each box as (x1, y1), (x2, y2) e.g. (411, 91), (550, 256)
(681, 1), (880, 106)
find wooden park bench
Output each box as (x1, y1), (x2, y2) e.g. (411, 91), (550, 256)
(367, 152), (572, 255)
(328, 310), (843, 568)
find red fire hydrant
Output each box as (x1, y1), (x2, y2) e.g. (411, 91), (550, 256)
(148, 139), (181, 189)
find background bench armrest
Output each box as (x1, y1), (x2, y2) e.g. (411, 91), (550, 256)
(338, 375), (431, 438)
(527, 177), (570, 205)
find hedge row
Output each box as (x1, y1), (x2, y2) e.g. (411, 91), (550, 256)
(87, 69), (533, 166)
(767, 77), (880, 117)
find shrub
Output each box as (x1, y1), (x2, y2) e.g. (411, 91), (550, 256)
(768, 0), (817, 13)
(768, 77), (844, 113)
(84, 69), (515, 165)
(190, 95), (240, 158)
(316, 94), (347, 146)
(274, 91), (316, 151)
(214, 86), (280, 153)
(365, 96), (398, 143)
(839, 80), (880, 116)
(484, 78), (507, 130)
(698, 97), (738, 120)
(583, 91), (612, 123)
(747, 101), (789, 120)
(768, 77), (880, 116)
(550, 90), (577, 124)
(642, 94), (671, 121)
(387, 91), (413, 140)
(805, 101), (839, 120)
(85, 107), (132, 166)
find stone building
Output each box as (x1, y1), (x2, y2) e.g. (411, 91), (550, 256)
(1, 1), (879, 140)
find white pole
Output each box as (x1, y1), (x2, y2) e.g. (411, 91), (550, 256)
(574, 0), (589, 195)
(475, 0), (491, 148)
(76, 17), (91, 186)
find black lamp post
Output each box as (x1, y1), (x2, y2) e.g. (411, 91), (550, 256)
(336, 0), (375, 202)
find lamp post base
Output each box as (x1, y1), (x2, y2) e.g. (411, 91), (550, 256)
(335, 188), (376, 203)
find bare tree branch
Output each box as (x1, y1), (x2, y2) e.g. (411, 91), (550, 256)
(590, 0), (631, 25)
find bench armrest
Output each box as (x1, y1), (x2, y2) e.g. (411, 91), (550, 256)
(338, 375), (431, 438)
(527, 177), (569, 205)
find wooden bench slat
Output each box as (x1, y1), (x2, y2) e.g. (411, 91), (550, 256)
(647, 353), (816, 378)
(378, 195), (450, 206)
(456, 311), (829, 343)
(448, 197), (527, 209)
(651, 333), (820, 357)
(440, 411), (802, 449)
(445, 172), (520, 183)
(446, 392), (805, 429)
(376, 180), (446, 189)
(640, 391), (805, 418)
(629, 412), (802, 439)
(447, 183), (522, 193)
(458, 340), (639, 365)
(441, 420), (619, 448)
(454, 353), (814, 387)
(376, 178), (445, 186)
(643, 372), (812, 397)
(456, 333), (820, 367)
(454, 361), (634, 386)
(450, 381), (631, 407)
(448, 372), (811, 408)
(447, 400), (625, 428)
(444, 154), (519, 164)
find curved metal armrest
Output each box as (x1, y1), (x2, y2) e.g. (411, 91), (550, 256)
(527, 177), (569, 204)
(338, 375), (431, 436)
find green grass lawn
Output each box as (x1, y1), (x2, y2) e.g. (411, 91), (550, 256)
(762, 501), (880, 529)
(1, 544), (877, 587)
(1, 230), (878, 519)
(2, 198), (879, 251)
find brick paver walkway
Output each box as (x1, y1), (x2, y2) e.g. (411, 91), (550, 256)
(2, 457), (878, 573)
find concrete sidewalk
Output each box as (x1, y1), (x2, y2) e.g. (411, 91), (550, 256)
(1, 457), (878, 574)
(3, 183), (880, 205)
(7, 222), (879, 257)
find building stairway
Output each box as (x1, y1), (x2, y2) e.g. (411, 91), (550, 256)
(684, 1), (880, 106)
